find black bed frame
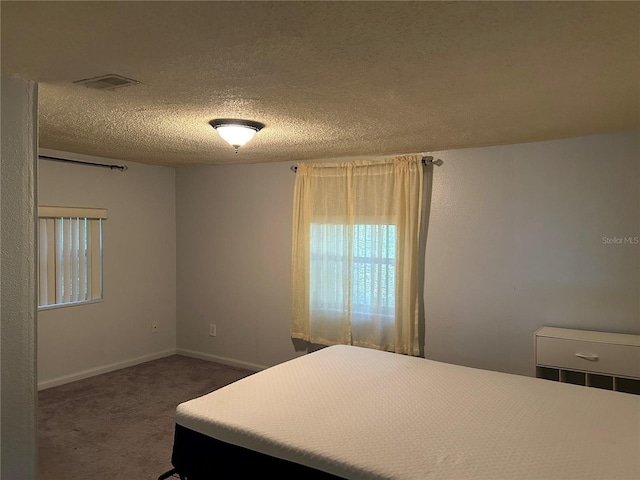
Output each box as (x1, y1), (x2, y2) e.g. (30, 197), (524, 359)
(158, 424), (345, 480)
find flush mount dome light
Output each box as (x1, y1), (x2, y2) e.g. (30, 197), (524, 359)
(209, 119), (265, 153)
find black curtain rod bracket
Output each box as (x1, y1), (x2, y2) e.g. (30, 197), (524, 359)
(39, 155), (128, 172)
(290, 155), (443, 173)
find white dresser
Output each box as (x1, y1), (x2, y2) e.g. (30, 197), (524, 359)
(535, 326), (640, 394)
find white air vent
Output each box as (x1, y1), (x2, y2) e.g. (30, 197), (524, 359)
(73, 74), (140, 90)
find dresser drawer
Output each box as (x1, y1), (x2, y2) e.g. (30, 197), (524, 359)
(536, 337), (640, 379)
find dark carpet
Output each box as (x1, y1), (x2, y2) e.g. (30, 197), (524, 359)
(38, 354), (255, 480)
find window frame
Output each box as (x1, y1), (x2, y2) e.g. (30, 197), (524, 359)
(37, 206), (106, 310)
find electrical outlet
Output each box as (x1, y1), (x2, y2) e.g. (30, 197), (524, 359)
(209, 323), (217, 337)
(151, 322), (159, 333)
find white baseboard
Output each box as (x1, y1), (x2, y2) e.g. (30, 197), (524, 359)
(176, 348), (267, 372)
(38, 348), (177, 390)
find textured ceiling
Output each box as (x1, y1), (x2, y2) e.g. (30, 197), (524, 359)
(2, 1), (639, 167)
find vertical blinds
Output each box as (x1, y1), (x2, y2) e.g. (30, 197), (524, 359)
(38, 207), (106, 307)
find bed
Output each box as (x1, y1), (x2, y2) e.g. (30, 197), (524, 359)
(159, 345), (640, 479)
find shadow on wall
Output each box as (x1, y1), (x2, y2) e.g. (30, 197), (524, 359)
(418, 163), (435, 357)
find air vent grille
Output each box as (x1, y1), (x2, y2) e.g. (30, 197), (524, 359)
(73, 74), (140, 90)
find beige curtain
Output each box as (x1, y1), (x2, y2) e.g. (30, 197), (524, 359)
(291, 155), (423, 355)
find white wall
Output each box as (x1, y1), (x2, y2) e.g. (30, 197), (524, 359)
(176, 163), (300, 370)
(38, 150), (177, 388)
(1, 76), (38, 479)
(176, 132), (639, 375)
(424, 132), (639, 375)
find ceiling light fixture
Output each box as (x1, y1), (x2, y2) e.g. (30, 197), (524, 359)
(209, 119), (265, 153)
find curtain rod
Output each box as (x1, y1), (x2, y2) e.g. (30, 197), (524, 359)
(39, 155), (128, 172)
(289, 156), (443, 173)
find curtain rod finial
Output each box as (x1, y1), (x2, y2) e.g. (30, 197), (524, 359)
(421, 155), (443, 166)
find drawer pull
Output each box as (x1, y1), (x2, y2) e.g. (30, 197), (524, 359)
(575, 353), (599, 361)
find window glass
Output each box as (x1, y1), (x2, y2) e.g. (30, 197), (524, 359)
(310, 223), (396, 319)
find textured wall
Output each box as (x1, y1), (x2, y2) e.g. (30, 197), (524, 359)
(176, 132), (639, 375)
(38, 150), (177, 387)
(423, 132), (639, 375)
(176, 162), (302, 370)
(1, 76), (38, 479)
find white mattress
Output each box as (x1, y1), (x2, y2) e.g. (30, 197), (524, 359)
(176, 345), (640, 480)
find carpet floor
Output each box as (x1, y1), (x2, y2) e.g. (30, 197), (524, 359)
(38, 355), (255, 480)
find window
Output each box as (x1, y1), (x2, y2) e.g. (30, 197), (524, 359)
(291, 156), (424, 355)
(38, 206), (106, 308)
(310, 223), (396, 320)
